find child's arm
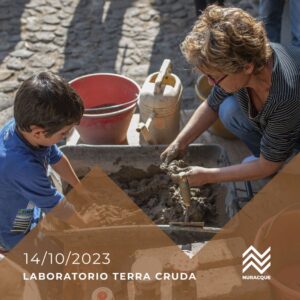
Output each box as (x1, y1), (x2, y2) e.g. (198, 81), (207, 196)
(51, 154), (80, 188)
(50, 198), (87, 228)
(13, 161), (88, 230)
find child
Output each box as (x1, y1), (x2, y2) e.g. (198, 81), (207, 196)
(0, 71), (86, 252)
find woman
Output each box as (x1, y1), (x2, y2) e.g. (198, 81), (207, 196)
(161, 5), (300, 186)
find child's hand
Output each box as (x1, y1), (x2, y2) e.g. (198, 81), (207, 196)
(39, 214), (72, 233)
(72, 183), (98, 203)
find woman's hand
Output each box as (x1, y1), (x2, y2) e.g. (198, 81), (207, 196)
(169, 155), (283, 187)
(160, 141), (187, 164)
(170, 166), (213, 187)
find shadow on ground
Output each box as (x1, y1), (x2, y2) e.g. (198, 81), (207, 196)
(0, 0), (30, 64)
(60, 0), (131, 81)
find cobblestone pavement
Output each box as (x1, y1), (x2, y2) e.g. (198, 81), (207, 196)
(0, 0), (259, 127)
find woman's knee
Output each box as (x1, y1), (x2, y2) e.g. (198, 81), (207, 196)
(218, 96), (241, 128)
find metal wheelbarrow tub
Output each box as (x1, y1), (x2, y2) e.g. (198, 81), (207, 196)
(46, 224), (219, 249)
(59, 144), (239, 239)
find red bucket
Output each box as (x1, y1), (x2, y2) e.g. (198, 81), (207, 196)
(69, 73), (140, 144)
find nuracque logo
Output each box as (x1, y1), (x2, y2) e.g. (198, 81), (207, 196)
(242, 246), (271, 280)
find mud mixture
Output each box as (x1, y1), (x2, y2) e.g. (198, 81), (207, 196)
(79, 203), (142, 227)
(109, 164), (218, 224)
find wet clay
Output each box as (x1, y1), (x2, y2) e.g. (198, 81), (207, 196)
(79, 203), (143, 227)
(160, 159), (190, 175)
(68, 163), (219, 226)
(110, 164), (217, 224)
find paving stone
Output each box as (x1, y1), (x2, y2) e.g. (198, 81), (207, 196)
(27, 42), (58, 53)
(53, 37), (66, 47)
(10, 49), (33, 59)
(183, 86), (196, 101)
(6, 58), (25, 71)
(0, 106), (13, 128)
(123, 18), (137, 28)
(0, 32), (8, 40)
(0, 71), (14, 82)
(122, 30), (138, 38)
(134, 2), (148, 8)
(154, 0), (164, 5)
(0, 81), (20, 93)
(0, 11), (13, 21)
(104, 25), (119, 34)
(174, 9), (188, 18)
(62, 6), (75, 15)
(130, 53), (142, 64)
(43, 15), (60, 25)
(30, 54), (55, 68)
(171, 2), (184, 12)
(35, 32), (55, 43)
(54, 27), (66, 37)
(63, 60), (83, 72)
(0, 0), (260, 119)
(46, 0), (61, 9)
(126, 7), (141, 18)
(61, 19), (72, 27)
(0, 0), (10, 6)
(20, 11), (32, 21)
(14, 41), (28, 51)
(139, 14), (152, 22)
(35, 6), (57, 15)
(137, 40), (154, 49)
(41, 24), (57, 32)
(58, 10), (71, 20)
(25, 0), (47, 8)
(26, 17), (41, 32)
(26, 33), (39, 43)
(8, 35), (23, 43)
(136, 28), (158, 40)
(127, 64), (149, 77)
(0, 92), (13, 110)
(0, 42), (12, 51)
(119, 38), (136, 49)
(18, 70), (35, 82)
(123, 57), (134, 66)
(61, 0), (74, 6)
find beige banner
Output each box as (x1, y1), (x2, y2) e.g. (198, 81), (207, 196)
(2, 153), (300, 299)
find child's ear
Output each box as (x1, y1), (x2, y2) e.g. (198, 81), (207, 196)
(30, 125), (46, 138)
(244, 63), (254, 75)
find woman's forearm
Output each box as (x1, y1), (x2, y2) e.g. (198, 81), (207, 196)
(175, 100), (218, 147)
(206, 157), (283, 184)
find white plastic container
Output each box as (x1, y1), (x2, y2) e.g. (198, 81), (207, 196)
(137, 59), (183, 144)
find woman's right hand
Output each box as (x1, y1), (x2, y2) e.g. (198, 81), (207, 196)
(160, 141), (187, 164)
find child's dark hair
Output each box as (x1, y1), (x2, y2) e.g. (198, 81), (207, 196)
(14, 72), (84, 136)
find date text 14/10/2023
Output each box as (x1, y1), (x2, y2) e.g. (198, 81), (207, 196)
(23, 252), (111, 266)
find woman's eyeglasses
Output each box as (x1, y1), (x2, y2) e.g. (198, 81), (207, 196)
(206, 74), (228, 86)
(193, 67), (228, 87)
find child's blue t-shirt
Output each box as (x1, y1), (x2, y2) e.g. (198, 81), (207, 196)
(0, 119), (64, 250)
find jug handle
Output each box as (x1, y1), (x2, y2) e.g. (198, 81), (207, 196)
(154, 59), (172, 95)
(136, 112), (155, 143)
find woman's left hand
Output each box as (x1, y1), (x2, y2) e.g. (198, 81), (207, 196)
(170, 166), (212, 187)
